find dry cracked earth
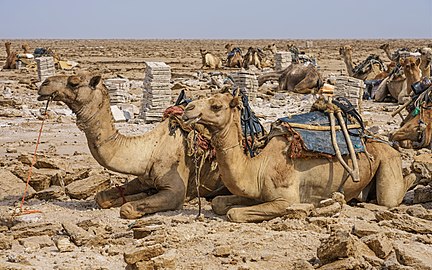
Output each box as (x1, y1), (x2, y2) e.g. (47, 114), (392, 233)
(0, 39), (432, 270)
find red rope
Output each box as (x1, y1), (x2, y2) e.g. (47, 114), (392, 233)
(16, 99), (51, 216)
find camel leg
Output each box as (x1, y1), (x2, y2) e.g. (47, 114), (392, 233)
(375, 153), (415, 207)
(95, 177), (152, 209)
(226, 198), (292, 223)
(293, 77), (316, 94)
(119, 173), (186, 219)
(211, 195), (261, 215)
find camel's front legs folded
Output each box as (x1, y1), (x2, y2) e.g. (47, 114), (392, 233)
(226, 198), (292, 223)
(211, 195), (261, 215)
(119, 174), (186, 219)
(95, 177), (152, 209)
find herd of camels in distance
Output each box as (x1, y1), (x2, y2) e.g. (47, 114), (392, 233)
(5, 39), (432, 222)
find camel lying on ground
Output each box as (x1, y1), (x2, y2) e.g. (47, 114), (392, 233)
(3, 42), (17, 69)
(200, 49), (222, 69)
(182, 93), (415, 222)
(258, 63), (323, 94)
(374, 57), (422, 104)
(224, 44), (243, 68)
(38, 74), (225, 219)
(339, 45), (384, 81)
(243, 47), (262, 70)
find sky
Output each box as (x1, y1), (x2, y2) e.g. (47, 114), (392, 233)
(0, 0), (431, 39)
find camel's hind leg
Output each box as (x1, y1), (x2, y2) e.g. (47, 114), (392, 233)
(226, 198), (292, 223)
(375, 153), (415, 207)
(293, 77), (317, 94)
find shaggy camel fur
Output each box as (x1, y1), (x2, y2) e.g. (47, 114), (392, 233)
(258, 63), (323, 94)
(200, 49), (222, 69)
(37, 74), (225, 219)
(183, 93), (415, 222)
(339, 45), (384, 80)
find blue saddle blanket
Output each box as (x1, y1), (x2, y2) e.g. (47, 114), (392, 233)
(278, 111), (365, 156)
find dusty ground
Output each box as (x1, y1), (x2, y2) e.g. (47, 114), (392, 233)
(0, 39), (432, 270)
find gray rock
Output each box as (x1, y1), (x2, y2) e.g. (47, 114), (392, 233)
(0, 168), (36, 200)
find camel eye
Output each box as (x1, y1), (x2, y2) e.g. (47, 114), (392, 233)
(210, 104), (223, 111)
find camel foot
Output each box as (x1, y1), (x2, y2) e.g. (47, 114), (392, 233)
(120, 202), (145, 219)
(95, 188), (124, 209)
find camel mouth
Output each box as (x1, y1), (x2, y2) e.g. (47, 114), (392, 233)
(184, 116), (201, 125)
(37, 92), (56, 101)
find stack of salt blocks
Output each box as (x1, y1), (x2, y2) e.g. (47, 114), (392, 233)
(140, 62), (172, 122)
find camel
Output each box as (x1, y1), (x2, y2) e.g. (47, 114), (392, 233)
(182, 93), (415, 222)
(374, 57), (422, 104)
(21, 43), (31, 54)
(380, 43), (397, 62)
(339, 45), (384, 80)
(224, 44), (243, 68)
(389, 86), (432, 149)
(3, 42), (17, 69)
(258, 63), (323, 94)
(243, 47), (262, 70)
(418, 47), (432, 78)
(37, 74), (226, 219)
(200, 49), (222, 69)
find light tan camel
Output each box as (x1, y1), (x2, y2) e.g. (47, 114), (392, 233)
(418, 47), (432, 78)
(200, 49), (222, 69)
(258, 63), (323, 94)
(339, 45), (384, 80)
(380, 43), (397, 62)
(37, 74), (225, 219)
(182, 93), (415, 222)
(374, 57), (422, 104)
(3, 42), (17, 69)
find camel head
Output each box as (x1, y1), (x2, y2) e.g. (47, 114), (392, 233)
(389, 110), (432, 149)
(38, 74), (105, 111)
(183, 93), (240, 132)
(380, 43), (390, 50)
(199, 49), (208, 57)
(400, 57), (422, 82)
(339, 45), (352, 56)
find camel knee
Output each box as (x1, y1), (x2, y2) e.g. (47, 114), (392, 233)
(226, 208), (247, 223)
(211, 196), (230, 215)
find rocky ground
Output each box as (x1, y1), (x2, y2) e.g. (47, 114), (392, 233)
(0, 39), (432, 270)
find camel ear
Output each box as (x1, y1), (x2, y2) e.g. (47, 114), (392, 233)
(67, 75), (82, 88)
(416, 57), (421, 66)
(89, 75), (101, 89)
(230, 96), (240, 108)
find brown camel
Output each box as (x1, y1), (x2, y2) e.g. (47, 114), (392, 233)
(21, 43), (31, 54)
(258, 63), (323, 94)
(379, 43), (397, 62)
(339, 45), (384, 80)
(224, 44), (243, 68)
(3, 42), (17, 69)
(243, 47), (262, 70)
(389, 87), (432, 149)
(37, 74), (225, 219)
(200, 49), (222, 69)
(182, 93), (415, 222)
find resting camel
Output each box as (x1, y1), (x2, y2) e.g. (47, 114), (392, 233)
(418, 47), (432, 78)
(258, 63), (323, 94)
(224, 44), (243, 68)
(182, 93), (415, 222)
(3, 42), (17, 69)
(37, 74), (225, 219)
(374, 57), (422, 104)
(243, 47), (262, 70)
(339, 45), (384, 80)
(200, 49), (222, 69)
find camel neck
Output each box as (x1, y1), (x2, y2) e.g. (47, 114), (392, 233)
(343, 53), (354, 77)
(212, 112), (257, 197)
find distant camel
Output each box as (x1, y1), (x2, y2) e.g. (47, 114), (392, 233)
(3, 42), (17, 69)
(200, 49), (222, 69)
